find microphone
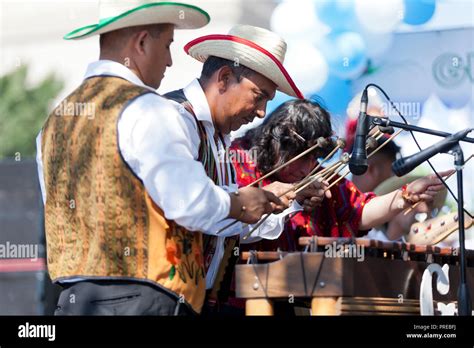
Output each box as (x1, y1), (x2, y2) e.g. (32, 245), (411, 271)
(392, 128), (473, 177)
(349, 88), (369, 175)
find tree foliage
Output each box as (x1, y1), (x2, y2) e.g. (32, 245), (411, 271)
(0, 66), (63, 158)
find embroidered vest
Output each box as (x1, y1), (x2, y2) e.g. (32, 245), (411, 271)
(41, 76), (207, 313)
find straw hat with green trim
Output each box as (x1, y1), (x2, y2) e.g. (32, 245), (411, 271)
(64, 0), (210, 40)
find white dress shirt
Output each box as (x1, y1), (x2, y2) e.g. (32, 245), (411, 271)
(178, 78), (303, 288)
(37, 60), (230, 232)
(36, 60), (301, 288)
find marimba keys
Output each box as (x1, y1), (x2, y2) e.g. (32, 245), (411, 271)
(236, 237), (474, 316)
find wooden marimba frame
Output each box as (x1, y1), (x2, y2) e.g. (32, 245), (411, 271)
(235, 237), (474, 315)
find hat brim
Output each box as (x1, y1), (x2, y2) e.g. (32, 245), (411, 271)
(184, 35), (304, 99)
(64, 2), (210, 40)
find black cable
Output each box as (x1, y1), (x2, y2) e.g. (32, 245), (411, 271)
(365, 83), (474, 220)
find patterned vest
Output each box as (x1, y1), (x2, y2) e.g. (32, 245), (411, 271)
(41, 76), (208, 313)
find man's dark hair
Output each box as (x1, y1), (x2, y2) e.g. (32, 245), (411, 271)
(377, 137), (400, 161)
(99, 24), (167, 51)
(199, 56), (254, 84)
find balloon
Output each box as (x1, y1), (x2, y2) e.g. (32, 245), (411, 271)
(319, 31), (368, 80)
(361, 30), (394, 60)
(271, 0), (330, 44)
(314, 0), (357, 30)
(355, 0), (405, 33)
(403, 0), (436, 25)
(284, 41), (329, 94)
(311, 75), (352, 117)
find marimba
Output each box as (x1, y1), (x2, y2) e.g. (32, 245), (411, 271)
(235, 237), (474, 315)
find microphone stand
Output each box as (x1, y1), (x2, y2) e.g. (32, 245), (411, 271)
(453, 145), (471, 316)
(371, 116), (473, 316)
(371, 118), (474, 144)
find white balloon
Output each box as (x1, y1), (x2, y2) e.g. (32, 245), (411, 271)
(355, 0), (405, 33)
(361, 30), (394, 59)
(284, 41), (329, 94)
(270, 0), (330, 45)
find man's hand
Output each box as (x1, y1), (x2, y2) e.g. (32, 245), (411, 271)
(295, 179), (332, 212)
(261, 181), (296, 212)
(228, 187), (284, 224)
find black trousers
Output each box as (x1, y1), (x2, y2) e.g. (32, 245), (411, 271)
(54, 280), (194, 316)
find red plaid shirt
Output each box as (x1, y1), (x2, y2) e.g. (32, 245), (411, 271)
(230, 139), (376, 251)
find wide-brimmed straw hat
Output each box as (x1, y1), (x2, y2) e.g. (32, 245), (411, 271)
(64, 0), (210, 40)
(184, 24), (304, 98)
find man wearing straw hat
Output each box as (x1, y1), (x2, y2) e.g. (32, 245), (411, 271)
(164, 24), (327, 312)
(36, 2), (283, 316)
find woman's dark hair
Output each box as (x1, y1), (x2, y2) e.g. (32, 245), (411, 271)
(240, 99), (336, 174)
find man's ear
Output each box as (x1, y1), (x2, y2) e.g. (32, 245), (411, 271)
(216, 66), (234, 93)
(133, 30), (149, 56)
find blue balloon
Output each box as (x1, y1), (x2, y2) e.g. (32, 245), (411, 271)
(319, 31), (367, 80)
(314, 0), (357, 30)
(310, 75), (352, 118)
(403, 0), (436, 25)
